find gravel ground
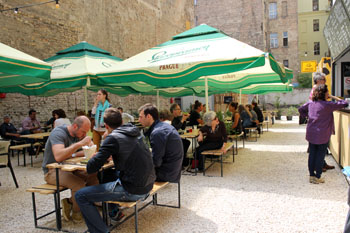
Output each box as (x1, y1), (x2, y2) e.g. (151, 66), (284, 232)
(0, 119), (349, 233)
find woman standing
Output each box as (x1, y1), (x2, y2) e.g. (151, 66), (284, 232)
(91, 89), (112, 150)
(195, 111), (227, 172)
(299, 84), (348, 184)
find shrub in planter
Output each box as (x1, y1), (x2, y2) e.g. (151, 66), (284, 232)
(286, 106), (298, 120)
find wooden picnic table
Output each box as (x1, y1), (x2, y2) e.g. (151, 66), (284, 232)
(20, 132), (50, 139)
(46, 156), (114, 171)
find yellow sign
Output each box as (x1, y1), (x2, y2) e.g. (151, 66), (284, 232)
(318, 57), (332, 93)
(301, 60), (317, 72)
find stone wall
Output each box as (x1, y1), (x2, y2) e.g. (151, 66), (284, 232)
(0, 0), (194, 127)
(195, 0), (265, 50)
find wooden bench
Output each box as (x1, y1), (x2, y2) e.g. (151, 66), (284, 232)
(9, 143), (32, 167)
(105, 181), (180, 233)
(201, 142), (234, 177)
(245, 127), (258, 142)
(227, 132), (245, 155)
(26, 183), (68, 232)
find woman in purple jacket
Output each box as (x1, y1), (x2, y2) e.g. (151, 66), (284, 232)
(299, 84), (348, 184)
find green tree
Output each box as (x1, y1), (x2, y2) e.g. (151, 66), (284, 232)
(296, 73), (312, 88)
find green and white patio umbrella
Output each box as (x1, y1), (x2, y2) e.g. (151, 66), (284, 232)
(0, 42), (124, 112)
(96, 24), (290, 89)
(0, 42), (51, 87)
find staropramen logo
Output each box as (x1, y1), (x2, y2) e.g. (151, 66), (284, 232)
(148, 45), (210, 63)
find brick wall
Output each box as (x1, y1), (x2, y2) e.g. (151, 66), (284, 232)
(0, 0), (194, 127)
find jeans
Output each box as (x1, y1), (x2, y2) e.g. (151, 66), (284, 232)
(75, 181), (148, 233)
(308, 142), (328, 178)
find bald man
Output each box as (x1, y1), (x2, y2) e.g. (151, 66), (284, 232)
(42, 116), (98, 223)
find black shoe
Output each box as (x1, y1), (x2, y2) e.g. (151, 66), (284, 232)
(109, 210), (126, 222)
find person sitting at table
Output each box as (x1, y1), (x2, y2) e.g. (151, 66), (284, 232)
(44, 110), (57, 129)
(53, 109), (71, 128)
(159, 109), (173, 125)
(42, 116), (99, 223)
(1, 115), (21, 141)
(189, 101), (204, 126)
(246, 104), (260, 133)
(22, 109), (42, 134)
(1, 115), (36, 155)
(228, 102), (242, 134)
(252, 102), (264, 123)
(170, 103), (191, 168)
(195, 111), (228, 172)
(117, 106), (134, 123)
(238, 104), (254, 136)
(75, 108), (156, 233)
(138, 103), (183, 183)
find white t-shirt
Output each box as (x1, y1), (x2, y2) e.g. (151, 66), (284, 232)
(54, 118), (71, 128)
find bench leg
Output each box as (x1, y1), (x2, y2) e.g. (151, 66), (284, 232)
(8, 161), (19, 188)
(154, 182), (181, 208)
(134, 203), (138, 233)
(32, 193), (38, 228)
(220, 154), (223, 177)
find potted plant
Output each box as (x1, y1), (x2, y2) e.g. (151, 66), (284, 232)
(274, 96), (282, 120)
(286, 106), (298, 121)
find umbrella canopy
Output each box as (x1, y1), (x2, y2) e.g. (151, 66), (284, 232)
(95, 24), (289, 88)
(0, 41), (122, 96)
(0, 42), (51, 87)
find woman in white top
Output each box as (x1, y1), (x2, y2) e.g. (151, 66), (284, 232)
(53, 109), (71, 128)
(91, 89), (112, 150)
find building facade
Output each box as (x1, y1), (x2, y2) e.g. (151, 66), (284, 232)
(194, 0), (298, 109)
(298, 0), (331, 63)
(0, 0), (194, 126)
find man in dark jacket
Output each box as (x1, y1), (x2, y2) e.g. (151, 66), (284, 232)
(139, 103), (183, 183)
(75, 108), (156, 233)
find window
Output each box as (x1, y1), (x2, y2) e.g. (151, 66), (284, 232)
(283, 31), (288, 47)
(283, 60), (289, 67)
(270, 33), (278, 48)
(282, 1), (288, 17)
(314, 42), (320, 55)
(313, 0), (319, 11)
(313, 19), (319, 31)
(269, 3), (277, 19)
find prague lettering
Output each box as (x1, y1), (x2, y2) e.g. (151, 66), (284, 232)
(159, 64), (179, 70)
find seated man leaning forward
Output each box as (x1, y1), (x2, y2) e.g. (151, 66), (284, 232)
(75, 108), (156, 233)
(42, 116), (98, 223)
(138, 103), (183, 183)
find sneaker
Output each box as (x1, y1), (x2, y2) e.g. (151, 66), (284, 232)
(311, 177), (325, 184)
(72, 211), (83, 223)
(110, 210), (126, 222)
(61, 198), (72, 221)
(309, 176), (316, 183)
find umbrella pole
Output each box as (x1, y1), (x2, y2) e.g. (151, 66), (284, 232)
(239, 89), (242, 105)
(205, 77), (209, 112)
(84, 86), (88, 114)
(157, 90), (160, 109)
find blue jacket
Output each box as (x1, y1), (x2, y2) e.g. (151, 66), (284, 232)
(145, 120), (183, 182)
